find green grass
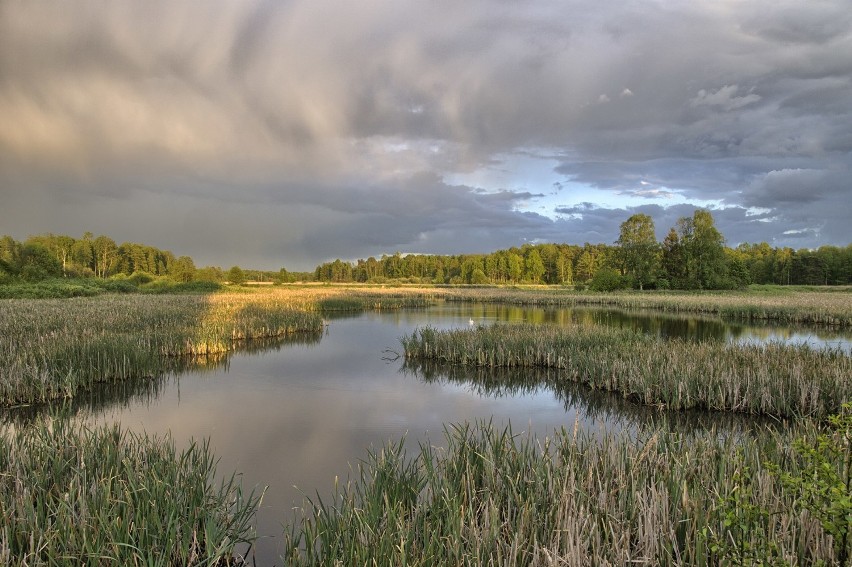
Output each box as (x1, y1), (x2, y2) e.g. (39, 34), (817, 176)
(0, 418), (260, 566)
(284, 420), (841, 566)
(402, 323), (851, 418)
(0, 278), (224, 299)
(316, 294), (433, 312)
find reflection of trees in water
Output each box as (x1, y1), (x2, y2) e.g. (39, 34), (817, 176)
(402, 358), (782, 436)
(1, 332), (322, 425)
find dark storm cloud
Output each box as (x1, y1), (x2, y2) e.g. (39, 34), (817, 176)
(0, 0), (850, 269)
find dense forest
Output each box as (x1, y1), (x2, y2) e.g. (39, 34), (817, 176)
(2, 210), (851, 291)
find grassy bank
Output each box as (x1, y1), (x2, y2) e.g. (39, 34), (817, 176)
(402, 324), (851, 418)
(285, 419), (845, 566)
(438, 287), (852, 327)
(0, 419), (259, 565)
(0, 277), (222, 299)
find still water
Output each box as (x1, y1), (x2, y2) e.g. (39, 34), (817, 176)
(50, 305), (852, 564)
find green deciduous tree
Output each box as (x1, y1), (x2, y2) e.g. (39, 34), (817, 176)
(19, 243), (63, 281)
(660, 227), (685, 289)
(616, 213), (659, 289)
(524, 249), (545, 283)
(92, 235), (118, 278)
(170, 256), (196, 283)
(227, 266), (246, 285)
(667, 210), (727, 289)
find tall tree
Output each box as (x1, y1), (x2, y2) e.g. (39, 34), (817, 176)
(227, 266), (246, 285)
(660, 227), (685, 288)
(689, 209), (727, 288)
(92, 235), (118, 278)
(524, 249), (545, 283)
(170, 256), (196, 283)
(616, 213), (659, 289)
(671, 209), (727, 289)
(19, 243), (62, 281)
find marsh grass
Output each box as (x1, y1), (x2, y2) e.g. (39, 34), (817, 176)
(316, 294), (431, 311)
(0, 292), (323, 406)
(284, 420), (837, 566)
(439, 287), (852, 327)
(402, 324), (851, 418)
(0, 287), (444, 407)
(0, 418), (260, 566)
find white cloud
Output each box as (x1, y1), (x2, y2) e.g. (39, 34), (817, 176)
(690, 85), (762, 111)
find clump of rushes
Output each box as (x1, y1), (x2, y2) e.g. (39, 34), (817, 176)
(284, 420), (837, 566)
(0, 418), (260, 566)
(402, 324), (851, 418)
(0, 293), (324, 407)
(316, 294), (432, 312)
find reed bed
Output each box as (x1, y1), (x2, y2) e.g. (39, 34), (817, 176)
(0, 418), (259, 566)
(0, 287), (444, 407)
(0, 292), (323, 407)
(438, 287), (852, 328)
(402, 324), (851, 419)
(284, 420), (840, 566)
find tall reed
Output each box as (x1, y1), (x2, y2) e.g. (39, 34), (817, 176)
(0, 418), (260, 566)
(0, 293), (323, 407)
(284, 420), (837, 566)
(402, 324), (851, 418)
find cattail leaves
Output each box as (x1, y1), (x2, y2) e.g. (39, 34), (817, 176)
(402, 323), (850, 419)
(0, 419), (260, 565)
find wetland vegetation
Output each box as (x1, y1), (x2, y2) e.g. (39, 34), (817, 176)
(401, 323), (851, 418)
(1, 285), (850, 564)
(0, 418), (259, 566)
(284, 417), (849, 566)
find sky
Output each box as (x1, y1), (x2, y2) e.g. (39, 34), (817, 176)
(1, 1), (851, 271)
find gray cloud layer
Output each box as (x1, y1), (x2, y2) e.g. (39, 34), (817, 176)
(1, 0), (850, 269)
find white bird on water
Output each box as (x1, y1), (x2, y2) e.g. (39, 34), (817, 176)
(468, 317), (475, 325)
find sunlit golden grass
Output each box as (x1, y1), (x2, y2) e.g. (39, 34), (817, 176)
(0, 292), (321, 406)
(402, 323), (851, 418)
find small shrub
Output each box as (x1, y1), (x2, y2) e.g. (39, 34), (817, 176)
(588, 268), (628, 292)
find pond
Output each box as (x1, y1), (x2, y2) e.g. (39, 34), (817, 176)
(16, 304), (852, 564)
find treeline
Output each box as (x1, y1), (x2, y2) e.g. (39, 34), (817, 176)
(314, 210), (852, 290)
(0, 233), (312, 286)
(3, 209), (851, 291)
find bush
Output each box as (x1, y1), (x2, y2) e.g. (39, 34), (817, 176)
(0, 280), (102, 299)
(97, 278), (138, 293)
(588, 268), (628, 292)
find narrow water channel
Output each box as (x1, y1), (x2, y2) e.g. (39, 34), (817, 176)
(13, 304), (850, 565)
